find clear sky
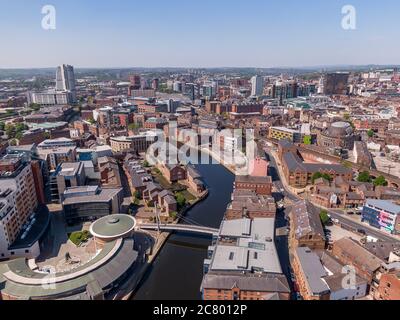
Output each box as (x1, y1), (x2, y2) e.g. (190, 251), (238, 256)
(0, 0), (399, 68)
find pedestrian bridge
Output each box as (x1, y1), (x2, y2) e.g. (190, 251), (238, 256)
(139, 223), (219, 236)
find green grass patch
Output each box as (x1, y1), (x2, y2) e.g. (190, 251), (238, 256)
(69, 230), (92, 246)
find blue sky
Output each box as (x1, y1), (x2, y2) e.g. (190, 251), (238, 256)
(0, 0), (399, 68)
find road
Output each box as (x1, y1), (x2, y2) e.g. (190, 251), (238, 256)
(263, 147), (400, 243)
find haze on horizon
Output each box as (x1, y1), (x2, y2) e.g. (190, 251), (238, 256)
(0, 0), (399, 69)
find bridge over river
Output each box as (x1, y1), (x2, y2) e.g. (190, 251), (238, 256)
(139, 223), (219, 236)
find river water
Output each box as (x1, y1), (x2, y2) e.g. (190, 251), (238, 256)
(133, 162), (235, 300)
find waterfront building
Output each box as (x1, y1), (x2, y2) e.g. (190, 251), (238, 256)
(225, 190), (276, 220)
(234, 175), (272, 196)
(0, 214), (139, 300)
(201, 218), (290, 300)
(62, 186), (123, 225)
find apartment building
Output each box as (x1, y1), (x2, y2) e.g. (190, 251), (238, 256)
(0, 157), (39, 259)
(225, 190), (276, 220)
(201, 218), (290, 300)
(289, 201), (326, 250)
(234, 175), (272, 196)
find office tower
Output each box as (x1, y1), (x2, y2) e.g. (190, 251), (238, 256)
(272, 80), (298, 103)
(56, 64), (76, 92)
(129, 75), (142, 90)
(323, 72), (350, 95)
(56, 64), (77, 103)
(152, 78), (159, 90)
(251, 75), (264, 96)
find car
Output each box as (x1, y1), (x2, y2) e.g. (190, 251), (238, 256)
(357, 229), (366, 235)
(347, 211), (355, 215)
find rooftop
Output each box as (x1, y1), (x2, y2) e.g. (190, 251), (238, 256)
(90, 214), (136, 239)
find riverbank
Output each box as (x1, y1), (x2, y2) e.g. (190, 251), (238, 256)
(124, 188), (209, 300)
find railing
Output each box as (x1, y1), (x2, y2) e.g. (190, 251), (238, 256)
(139, 223), (219, 236)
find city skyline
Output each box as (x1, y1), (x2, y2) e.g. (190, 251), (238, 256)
(1, 0), (400, 68)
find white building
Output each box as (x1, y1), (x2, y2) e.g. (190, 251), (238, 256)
(251, 75), (264, 96)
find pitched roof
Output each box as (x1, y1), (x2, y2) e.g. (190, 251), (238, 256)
(291, 201), (325, 240)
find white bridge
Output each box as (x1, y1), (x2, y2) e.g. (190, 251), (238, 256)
(139, 223), (219, 236)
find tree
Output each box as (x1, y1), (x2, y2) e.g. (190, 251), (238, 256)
(133, 191), (142, 200)
(320, 210), (330, 225)
(143, 160), (150, 168)
(29, 103), (41, 111)
(0, 122), (5, 131)
(367, 129), (374, 138)
(175, 193), (186, 209)
(15, 132), (23, 140)
(5, 124), (16, 138)
(303, 135), (312, 145)
(357, 171), (372, 183)
(9, 139), (17, 146)
(311, 172), (332, 184)
(374, 176), (388, 187)
(343, 113), (351, 121)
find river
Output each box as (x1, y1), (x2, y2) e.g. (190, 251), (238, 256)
(133, 162), (235, 300)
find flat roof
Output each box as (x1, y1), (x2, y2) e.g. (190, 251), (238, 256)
(295, 247), (330, 295)
(90, 214), (136, 239)
(211, 218), (282, 274)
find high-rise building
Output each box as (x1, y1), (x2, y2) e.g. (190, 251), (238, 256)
(251, 75), (264, 96)
(0, 156), (40, 259)
(323, 72), (350, 95)
(129, 75), (142, 90)
(54, 64), (77, 103)
(56, 64), (76, 92)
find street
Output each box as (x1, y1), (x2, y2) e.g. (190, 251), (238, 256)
(263, 147), (400, 243)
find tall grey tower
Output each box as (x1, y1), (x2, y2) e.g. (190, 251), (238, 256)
(251, 75), (264, 96)
(56, 64), (76, 102)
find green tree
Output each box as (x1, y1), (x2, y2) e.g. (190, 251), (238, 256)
(15, 132), (23, 140)
(143, 160), (150, 168)
(303, 135), (312, 145)
(0, 122), (5, 131)
(373, 176), (388, 187)
(311, 172), (332, 184)
(367, 129), (374, 138)
(5, 124), (16, 138)
(343, 113), (351, 121)
(29, 103), (41, 111)
(9, 139), (17, 146)
(320, 210), (330, 225)
(133, 191), (142, 200)
(175, 193), (186, 209)
(357, 171), (372, 183)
